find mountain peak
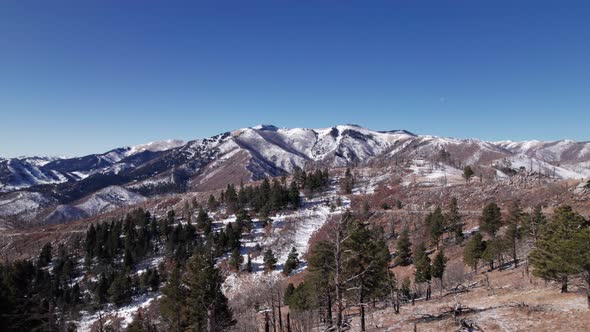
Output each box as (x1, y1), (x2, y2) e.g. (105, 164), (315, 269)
(252, 124), (279, 131)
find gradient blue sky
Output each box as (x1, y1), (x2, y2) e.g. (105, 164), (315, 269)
(1, 1), (589, 157)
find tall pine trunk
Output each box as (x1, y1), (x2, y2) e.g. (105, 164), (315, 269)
(207, 304), (215, 332)
(360, 289), (366, 332)
(326, 293), (333, 325)
(561, 275), (568, 293)
(264, 312), (270, 332)
(512, 241), (518, 268)
(270, 292), (277, 332)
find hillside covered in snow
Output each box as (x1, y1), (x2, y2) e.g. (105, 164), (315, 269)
(1, 125), (589, 228)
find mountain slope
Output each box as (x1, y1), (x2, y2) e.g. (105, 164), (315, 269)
(0, 140), (184, 193)
(1, 125), (589, 227)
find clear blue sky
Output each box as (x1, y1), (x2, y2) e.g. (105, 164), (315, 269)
(1, 1), (589, 157)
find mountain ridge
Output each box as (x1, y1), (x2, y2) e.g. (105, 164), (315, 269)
(1, 124), (589, 228)
(2, 124), (590, 194)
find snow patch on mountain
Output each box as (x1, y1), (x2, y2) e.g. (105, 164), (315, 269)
(0, 158), (69, 192)
(127, 139), (185, 155)
(0, 191), (57, 217)
(76, 186), (147, 216)
(43, 205), (89, 224)
(499, 155), (590, 179)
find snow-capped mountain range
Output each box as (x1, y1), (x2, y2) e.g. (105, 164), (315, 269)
(1, 124), (589, 226)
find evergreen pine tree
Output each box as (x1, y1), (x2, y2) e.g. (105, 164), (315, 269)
(342, 219), (390, 331)
(525, 205), (546, 241)
(505, 200), (524, 267)
(463, 166), (475, 183)
(71, 283), (81, 306)
(284, 283), (295, 305)
(288, 181), (300, 209)
(237, 180), (247, 208)
(160, 266), (187, 332)
(38, 242), (52, 268)
(340, 168), (354, 194)
(482, 238), (505, 270)
(235, 209), (253, 233)
(224, 184), (239, 214)
(184, 249), (236, 331)
(196, 208), (212, 235)
(288, 282), (315, 311)
(95, 274), (110, 304)
(307, 240), (336, 325)
(463, 233), (485, 272)
(207, 194), (219, 211)
(480, 202), (502, 238)
(149, 270), (160, 292)
(167, 210), (176, 224)
(229, 248), (243, 271)
(246, 253), (253, 273)
(86, 224), (97, 259)
(263, 249), (277, 272)
(124, 248), (134, 270)
(108, 273), (132, 307)
(283, 247), (300, 276)
(394, 227), (412, 266)
(431, 250), (448, 293)
(400, 277), (411, 299)
(529, 205), (586, 293)
(446, 197), (463, 243)
(413, 243), (431, 284)
(427, 207), (445, 249)
(570, 227), (590, 308)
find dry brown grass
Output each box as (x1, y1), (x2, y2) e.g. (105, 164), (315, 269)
(356, 264), (589, 332)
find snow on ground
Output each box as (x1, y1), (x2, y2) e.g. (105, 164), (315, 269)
(126, 173), (175, 189)
(134, 256), (165, 276)
(70, 171), (90, 180)
(0, 191), (55, 217)
(401, 159), (463, 186)
(222, 182), (350, 298)
(353, 169), (392, 195)
(502, 154), (590, 179)
(73, 253), (164, 331)
(127, 139), (185, 155)
(75, 293), (161, 332)
(74, 182), (351, 327)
